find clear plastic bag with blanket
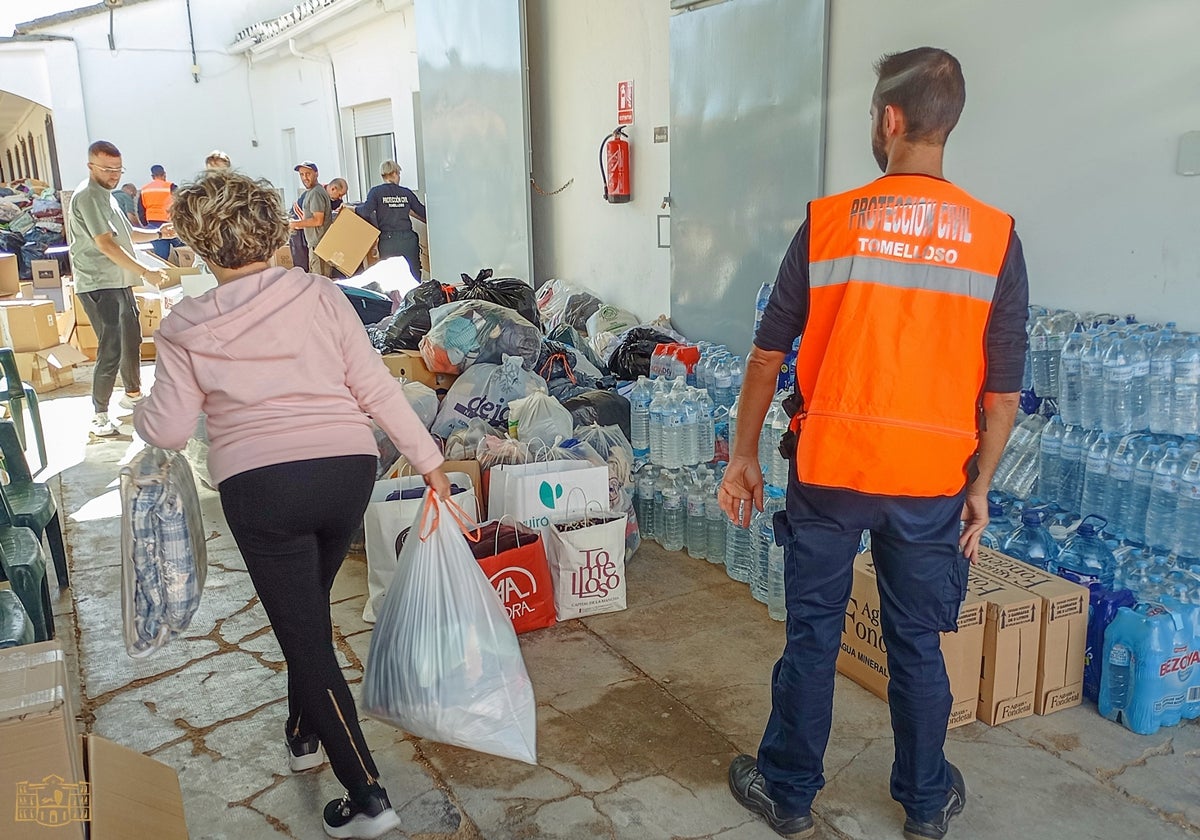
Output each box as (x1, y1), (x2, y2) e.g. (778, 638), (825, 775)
(362, 493), (538, 764)
(507, 392), (573, 444)
(420, 299), (543, 374)
(120, 447), (208, 658)
(431, 355), (547, 438)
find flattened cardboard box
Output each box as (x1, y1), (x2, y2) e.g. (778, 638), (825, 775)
(966, 566), (1041, 725)
(314, 208), (380, 275)
(837, 553), (986, 729)
(975, 547), (1088, 714)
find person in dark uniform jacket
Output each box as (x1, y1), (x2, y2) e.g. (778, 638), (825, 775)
(356, 160), (426, 280)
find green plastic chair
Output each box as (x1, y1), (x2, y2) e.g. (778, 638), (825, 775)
(0, 587), (34, 648)
(0, 348), (48, 473)
(0, 528), (52, 641)
(0, 420), (68, 589)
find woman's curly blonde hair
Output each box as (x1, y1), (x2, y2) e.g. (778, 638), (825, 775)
(170, 170), (288, 269)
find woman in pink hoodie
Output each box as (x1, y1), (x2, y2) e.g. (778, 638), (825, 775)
(134, 170), (449, 840)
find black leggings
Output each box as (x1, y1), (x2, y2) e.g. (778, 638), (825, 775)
(219, 455), (380, 800)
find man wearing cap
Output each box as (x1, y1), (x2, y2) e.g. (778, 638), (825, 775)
(289, 161), (333, 277)
(138, 164), (178, 259)
(356, 160), (427, 280)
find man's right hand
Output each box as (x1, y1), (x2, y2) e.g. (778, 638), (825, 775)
(719, 455), (765, 528)
(959, 490), (989, 562)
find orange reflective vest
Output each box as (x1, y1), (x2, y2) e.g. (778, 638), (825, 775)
(140, 179), (174, 222)
(792, 175), (1014, 497)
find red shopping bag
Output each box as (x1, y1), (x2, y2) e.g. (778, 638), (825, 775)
(470, 519), (557, 634)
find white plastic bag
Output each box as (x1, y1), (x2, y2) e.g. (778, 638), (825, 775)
(184, 414), (214, 490)
(362, 494), (538, 764)
(508, 392), (573, 444)
(431, 354), (547, 438)
(401, 379), (439, 429)
(120, 446), (208, 658)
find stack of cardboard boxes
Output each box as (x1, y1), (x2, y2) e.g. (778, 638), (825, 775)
(837, 547), (1087, 729)
(0, 641), (188, 839)
(0, 268), (87, 392)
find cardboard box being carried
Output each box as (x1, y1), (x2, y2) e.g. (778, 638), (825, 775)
(136, 291), (163, 337)
(14, 344), (87, 393)
(0, 641), (188, 840)
(270, 245), (294, 269)
(0, 300), (61, 351)
(837, 552), (987, 729)
(167, 246), (196, 268)
(381, 350), (458, 397)
(0, 252), (20, 297)
(967, 566), (1042, 725)
(30, 259), (61, 289)
(314, 209), (380, 276)
(974, 547), (1088, 714)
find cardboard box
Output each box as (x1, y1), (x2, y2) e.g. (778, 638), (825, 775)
(0, 641), (85, 840)
(967, 567), (1041, 725)
(56, 309), (76, 344)
(270, 245), (294, 269)
(837, 553), (986, 729)
(0, 253), (19, 297)
(141, 337), (156, 360)
(382, 349), (458, 397)
(15, 344), (86, 393)
(136, 292), (163, 337)
(0, 300), (62, 351)
(74, 324), (99, 360)
(83, 734), (188, 840)
(974, 547), (1088, 714)
(314, 209), (380, 276)
(167, 246), (196, 268)
(30, 259), (61, 289)
(18, 281), (34, 298)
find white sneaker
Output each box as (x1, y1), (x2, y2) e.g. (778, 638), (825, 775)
(91, 413), (119, 437)
(118, 392), (146, 410)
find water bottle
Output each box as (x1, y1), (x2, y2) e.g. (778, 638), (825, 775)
(1080, 329), (1107, 430)
(629, 376), (653, 458)
(654, 469), (675, 543)
(1175, 451), (1200, 558)
(728, 394), (740, 454)
(686, 479), (709, 560)
(1059, 325), (1086, 425)
(1102, 638), (1132, 715)
(993, 413), (1047, 498)
(729, 355), (745, 394)
(754, 281), (773, 335)
(725, 507), (754, 584)
(1037, 415), (1065, 500)
(636, 467), (657, 542)
(1148, 326), (1177, 434)
(1127, 331), (1150, 431)
(751, 488), (786, 603)
(1030, 315), (1053, 397)
(696, 389), (716, 464)
(1001, 508), (1059, 570)
(1172, 336), (1200, 436)
(1102, 335), (1135, 434)
(1080, 433), (1114, 519)
(1050, 515), (1117, 589)
(648, 389), (667, 466)
(706, 494), (727, 566)
(1123, 443), (1161, 545)
(660, 392), (685, 470)
(712, 404), (730, 462)
(1105, 434), (1140, 531)
(1145, 446), (1183, 552)
(713, 356), (734, 409)
(980, 500), (1011, 550)
(674, 381), (699, 466)
(660, 486), (686, 551)
(1057, 424), (1086, 513)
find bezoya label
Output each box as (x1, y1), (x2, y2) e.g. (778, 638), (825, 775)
(571, 547), (622, 600)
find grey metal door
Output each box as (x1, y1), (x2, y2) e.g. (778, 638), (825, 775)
(669, 0), (827, 352)
(415, 0), (533, 282)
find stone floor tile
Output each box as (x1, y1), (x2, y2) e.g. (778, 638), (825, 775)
(593, 773), (761, 839)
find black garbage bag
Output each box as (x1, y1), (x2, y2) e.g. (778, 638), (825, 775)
(457, 268), (540, 328)
(545, 324), (609, 373)
(562, 390), (631, 441)
(366, 305), (433, 352)
(607, 326), (676, 380)
(403, 279), (457, 310)
(563, 292), (603, 333)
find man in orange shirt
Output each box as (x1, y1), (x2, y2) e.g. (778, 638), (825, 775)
(139, 164), (178, 259)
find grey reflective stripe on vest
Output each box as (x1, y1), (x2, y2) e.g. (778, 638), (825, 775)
(810, 256), (997, 302)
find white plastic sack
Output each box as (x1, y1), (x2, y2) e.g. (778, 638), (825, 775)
(350, 256), (421, 297)
(508, 392), (573, 444)
(585, 304), (639, 339)
(363, 473), (478, 623)
(401, 379), (439, 429)
(362, 494), (538, 764)
(120, 446), (208, 658)
(431, 354), (547, 438)
(184, 415), (215, 490)
(444, 418), (501, 461)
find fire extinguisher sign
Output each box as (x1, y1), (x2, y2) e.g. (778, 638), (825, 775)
(617, 80), (634, 125)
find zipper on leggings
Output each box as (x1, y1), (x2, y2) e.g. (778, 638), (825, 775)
(292, 711), (302, 738)
(327, 689), (377, 785)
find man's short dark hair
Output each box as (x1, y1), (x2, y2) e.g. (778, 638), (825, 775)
(88, 140), (121, 159)
(873, 47), (965, 145)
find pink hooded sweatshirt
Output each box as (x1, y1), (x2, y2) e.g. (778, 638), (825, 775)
(133, 267), (442, 486)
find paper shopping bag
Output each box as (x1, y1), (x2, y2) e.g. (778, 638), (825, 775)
(545, 510), (628, 619)
(487, 461), (609, 531)
(363, 471), (478, 623)
(469, 520), (556, 634)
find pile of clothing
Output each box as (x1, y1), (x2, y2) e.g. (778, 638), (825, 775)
(0, 182), (65, 280)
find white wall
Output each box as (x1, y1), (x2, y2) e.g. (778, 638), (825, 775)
(0, 39), (89, 187)
(526, 0), (672, 320)
(825, 0), (1200, 329)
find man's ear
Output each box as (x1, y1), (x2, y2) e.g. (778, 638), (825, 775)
(884, 104), (906, 139)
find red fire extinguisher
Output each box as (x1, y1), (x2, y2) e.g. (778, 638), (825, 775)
(599, 126), (631, 203)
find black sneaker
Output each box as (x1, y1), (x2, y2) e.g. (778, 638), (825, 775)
(728, 754), (816, 838)
(286, 732), (325, 773)
(322, 789), (401, 839)
(903, 763), (967, 840)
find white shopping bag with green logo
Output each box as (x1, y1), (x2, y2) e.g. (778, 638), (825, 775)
(487, 461), (609, 532)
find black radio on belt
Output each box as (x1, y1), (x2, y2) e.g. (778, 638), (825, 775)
(777, 390), (805, 461)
